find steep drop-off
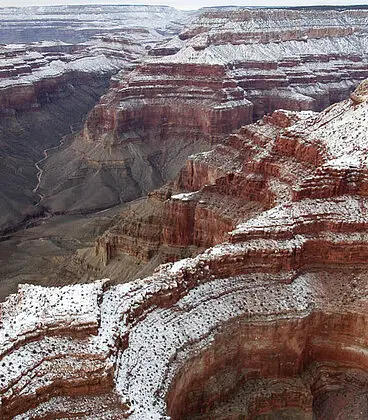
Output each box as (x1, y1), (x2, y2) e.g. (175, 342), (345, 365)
(1, 81), (368, 419)
(39, 58), (251, 214)
(0, 5), (189, 233)
(39, 7), (368, 215)
(0, 71), (110, 233)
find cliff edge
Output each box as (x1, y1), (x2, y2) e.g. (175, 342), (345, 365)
(1, 81), (368, 419)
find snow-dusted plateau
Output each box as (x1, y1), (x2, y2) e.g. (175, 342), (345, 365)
(0, 5), (368, 419)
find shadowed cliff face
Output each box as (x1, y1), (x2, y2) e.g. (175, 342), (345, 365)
(0, 5), (190, 234)
(0, 75), (110, 233)
(0, 82), (368, 419)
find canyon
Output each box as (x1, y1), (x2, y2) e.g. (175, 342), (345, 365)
(37, 7), (368, 217)
(1, 77), (368, 418)
(0, 5), (189, 233)
(0, 5), (368, 419)
(1, 6), (368, 232)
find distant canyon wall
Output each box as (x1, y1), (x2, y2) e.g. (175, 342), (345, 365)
(38, 7), (368, 216)
(0, 5), (189, 233)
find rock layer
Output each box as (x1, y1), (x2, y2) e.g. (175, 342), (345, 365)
(155, 7), (368, 121)
(39, 7), (368, 216)
(0, 5), (189, 233)
(1, 81), (368, 418)
(0, 5), (187, 44)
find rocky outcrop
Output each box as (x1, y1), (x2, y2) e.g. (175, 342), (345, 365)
(38, 7), (368, 217)
(156, 7), (368, 119)
(94, 189), (262, 271)
(91, 75), (368, 275)
(1, 83), (367, 418)
(94, 76), (368, 267)
(0, 280), (125, 419)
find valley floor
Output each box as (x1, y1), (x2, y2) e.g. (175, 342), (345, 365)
(0, 206), (124, 301)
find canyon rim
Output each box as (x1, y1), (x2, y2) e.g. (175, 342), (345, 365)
(0, 4), (368, 420)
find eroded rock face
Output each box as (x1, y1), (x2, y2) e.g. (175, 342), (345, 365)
(39, 7), (368, 216)
(1, 82), (368, 419)
(155, 7), (368, 119)
(93, 75), (368, 272)
(0, 280), (124, 419)
(38, 58), (252, 215)
(0, 5), (190, 233)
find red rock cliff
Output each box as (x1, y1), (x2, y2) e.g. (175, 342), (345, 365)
(39, 7), (368, 217)
(2, 83), (368, 418)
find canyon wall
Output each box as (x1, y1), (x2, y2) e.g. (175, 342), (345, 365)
(1, 81), (368, 418)
(155, 7), (368, 119)
(38, 7), (368, 216)
(0, 5), (189, 233)
(0, 5), (187, 44)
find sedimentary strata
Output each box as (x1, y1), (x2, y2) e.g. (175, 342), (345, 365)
(39, 7), (368, 216)
(0, 5), (188, 233)
(0, 5), (187, 44)
(154, 7), (368, 117)
(1, 81), (368, 418)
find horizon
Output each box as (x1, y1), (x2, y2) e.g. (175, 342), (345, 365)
(0, 1), (367, 11)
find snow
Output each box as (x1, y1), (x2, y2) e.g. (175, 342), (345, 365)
(285, 96), (368, 168)
(191, 8), (368, 37)
(232, 196), (368, 237)
(0, 54), (119, 90)
(150, 33), (368, 72)
(0, 4), (191, 93)
(0, 5), (191, 30)
(0, 280), (118, 409)
(150, 46), (226, 65)
(171, 191), (198, 201)
(114, 272), (314, 419)
(152, 35), (185, 51)
(170, 257), (194, 273)
(0, 280), (107, 355)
